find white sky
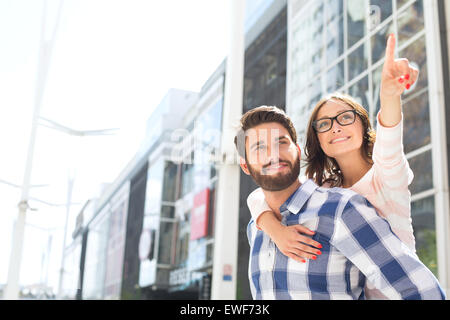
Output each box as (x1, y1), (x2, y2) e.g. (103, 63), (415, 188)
(0, 0), (229, 291)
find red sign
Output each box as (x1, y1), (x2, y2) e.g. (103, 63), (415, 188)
(190, 188), (210, 240)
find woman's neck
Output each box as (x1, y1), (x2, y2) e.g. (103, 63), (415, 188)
(335, 150), (372, 188)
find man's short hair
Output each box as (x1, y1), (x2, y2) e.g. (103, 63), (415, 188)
(234, 106), (298, 158)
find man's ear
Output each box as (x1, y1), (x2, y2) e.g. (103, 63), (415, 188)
(239, 157), (251, 175)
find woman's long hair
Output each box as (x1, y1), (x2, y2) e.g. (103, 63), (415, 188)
(304, 93), (376, 187)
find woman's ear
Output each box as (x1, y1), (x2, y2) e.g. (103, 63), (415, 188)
(239, 157), (251, 175)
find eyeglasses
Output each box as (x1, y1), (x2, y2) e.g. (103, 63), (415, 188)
(312, 110), (358, 133)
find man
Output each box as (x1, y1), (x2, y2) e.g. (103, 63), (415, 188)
(234, 106), (445, 300)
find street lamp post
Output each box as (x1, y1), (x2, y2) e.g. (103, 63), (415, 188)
(3, 0), (64, 300)
(54, 124), (116, 299)
(3, 0), (119, 299)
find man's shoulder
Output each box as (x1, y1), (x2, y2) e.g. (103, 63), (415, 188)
(314, 184), (361, 202)
(309, 185), (372, 217)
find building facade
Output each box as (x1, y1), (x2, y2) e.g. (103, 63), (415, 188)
(237, 0), (288, 299)
(286, 0), (450, 292)
(60, 75), (225, 299)
(137, 63), (225, 299)
(61, 0), (450, 299)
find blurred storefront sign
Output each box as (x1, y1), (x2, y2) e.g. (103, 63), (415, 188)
(190, 188), (210, 240)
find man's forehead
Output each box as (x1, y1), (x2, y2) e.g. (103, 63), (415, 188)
(246, 122), (290, 137)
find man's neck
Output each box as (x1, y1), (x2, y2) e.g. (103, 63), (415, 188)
(262, 179), (301, 219)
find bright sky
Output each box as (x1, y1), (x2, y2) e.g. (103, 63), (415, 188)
(0, 0), (229, 292)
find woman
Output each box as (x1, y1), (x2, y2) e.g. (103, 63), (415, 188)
(247, 34), (419, 298)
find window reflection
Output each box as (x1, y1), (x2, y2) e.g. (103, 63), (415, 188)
(161, 205), (175, 219)
(403, 92), (430, 154)
(412, 196), (438, 276)
(348, 42), (369, 81)
(369, 0), (393, 26)
(162, 161), (178, 203)
(289, 0), (324, 95)
(371, 63), (383, 123)
(326, 60), (344, 93)
(182, 157), (194, 197)
(158, 220), (176, 265)
(347, 0), (368, 48)
(244, 7), (287, 111)
(370, 20), (394, 65)
(409, 150), (433, 195)
(397, 1), (424, 47)
(175, 214), (190, 265)
(326, 0), (344, 65)
(348, 75), (369, 113)
(399, 36), (427, 94)
(146, 159), (164, 214)
(397, 0), (412, 11)
(309, 78), (322, 108)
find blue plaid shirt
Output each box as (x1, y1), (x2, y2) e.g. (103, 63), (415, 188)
(247, 179), (446, 300)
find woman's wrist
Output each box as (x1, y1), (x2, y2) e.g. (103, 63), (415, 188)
(379, 94), (402, 128)
(257, 211), (284, 237)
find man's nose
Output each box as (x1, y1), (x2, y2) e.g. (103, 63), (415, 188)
(262, 145), (280, 163)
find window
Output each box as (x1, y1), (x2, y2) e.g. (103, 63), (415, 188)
(409, 151), (433, 195)
(399, 36), (427, 94)
(162, 161), (178, 202)
(287, 0), (439, 279)
(145, 159), (164, 215)
(412, 197), (437, 276)
(347, 0), (368, 48)
(348, 43), (368, 81)
(348, 75), (369, 113)
(369, 0), (393, 25)
(158, 219), (176, 265)
(397, 1), (424, 47)
(370, 19), (394, 65)
(403, 92), (430, 154)
(82, 209), (110, 299)
(244, 6), (287, 112)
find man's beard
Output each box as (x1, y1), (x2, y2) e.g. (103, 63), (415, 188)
(247, 155), (301, 192)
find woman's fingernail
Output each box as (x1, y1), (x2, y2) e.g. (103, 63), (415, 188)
(406, 84), (411, 90)
(404, 74), (410, 80)
(312, 256), (317, 260)
(317, 251), (322, 255)
(398, 77), (404, 83)
(317, 244), (323, 248)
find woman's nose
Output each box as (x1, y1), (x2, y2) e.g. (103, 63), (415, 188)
(331, 120), (343, 133)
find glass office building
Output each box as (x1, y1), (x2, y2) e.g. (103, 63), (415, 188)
(237, 0), (288, 299)
(287, 0), (450, 285)
(137, 69), (224, 299)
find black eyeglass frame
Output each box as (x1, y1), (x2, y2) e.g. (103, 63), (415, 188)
(312, 109), (358, 133)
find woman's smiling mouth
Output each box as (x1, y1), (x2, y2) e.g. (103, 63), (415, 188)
(330, 136), (351, 144)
